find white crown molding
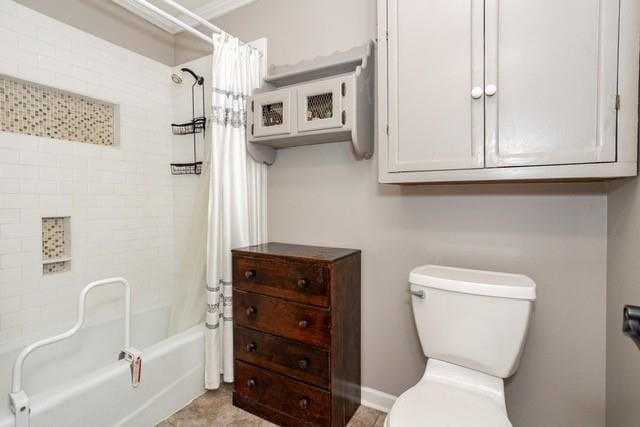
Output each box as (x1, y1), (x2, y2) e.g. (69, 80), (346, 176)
(112, 0), (256, 34)
(178, 0), (256, 31)
(113, 0), (178, 33)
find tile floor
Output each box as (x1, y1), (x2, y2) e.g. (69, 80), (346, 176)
(157, 384), (386, 427)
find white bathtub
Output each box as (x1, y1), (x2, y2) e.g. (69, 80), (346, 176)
(0, 306), (206, 427)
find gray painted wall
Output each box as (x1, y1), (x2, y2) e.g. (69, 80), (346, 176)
(204, 1), (609, 426)
(11, 0), (616, 425)
(14, 0), (176, 65)
(607, 178), (640, 426)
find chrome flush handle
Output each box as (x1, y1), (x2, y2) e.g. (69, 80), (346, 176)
(408, 289), (425, 299)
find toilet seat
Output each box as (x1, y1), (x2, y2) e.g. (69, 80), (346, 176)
(387, 360), (512, 427)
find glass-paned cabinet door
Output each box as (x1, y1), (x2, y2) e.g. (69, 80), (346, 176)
(297, 78), (344, 133)
(251, 89), (293, 138)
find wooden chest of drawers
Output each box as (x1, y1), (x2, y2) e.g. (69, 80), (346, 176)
(232, 242), (361, 427)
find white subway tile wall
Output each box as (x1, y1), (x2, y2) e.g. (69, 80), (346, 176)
(170, 55), (211, 321)
(0, 1), (175, 350)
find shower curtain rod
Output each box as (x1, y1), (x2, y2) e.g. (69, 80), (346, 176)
(131, 0), (213, 44)
(131, 0), (259, 52)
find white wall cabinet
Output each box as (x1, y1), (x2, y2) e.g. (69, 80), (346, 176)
(249, 78), (352, 145)
(378, 0), (640, 183)
(247, 41), (375, 165)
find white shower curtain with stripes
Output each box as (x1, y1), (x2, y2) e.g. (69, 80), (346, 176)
(205, 33), (266, 389)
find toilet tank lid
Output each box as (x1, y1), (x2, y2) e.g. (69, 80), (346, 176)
(409, 265), (536, 300)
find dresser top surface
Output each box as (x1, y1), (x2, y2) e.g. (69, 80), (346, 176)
(232, 242), (360, 263)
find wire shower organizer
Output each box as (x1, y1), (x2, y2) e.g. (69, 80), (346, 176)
(171, 116), (206, 135)
(171, 68), (206, 176)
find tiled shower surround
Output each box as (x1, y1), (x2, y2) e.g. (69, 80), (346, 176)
(0, 76), (117, 146)
(0, 2), (176, 349)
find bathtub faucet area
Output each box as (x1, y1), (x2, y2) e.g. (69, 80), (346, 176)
(8, 278), (140, 427)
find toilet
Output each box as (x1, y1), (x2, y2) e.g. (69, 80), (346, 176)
(386, 265), (536, 427)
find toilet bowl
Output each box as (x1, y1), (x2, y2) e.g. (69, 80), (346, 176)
(386, 265), (536, 427)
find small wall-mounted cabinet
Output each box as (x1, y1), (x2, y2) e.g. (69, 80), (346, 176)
(247, 42), (374, 165)
(251, 77), (348, 140)
(377, 0), (640, 183)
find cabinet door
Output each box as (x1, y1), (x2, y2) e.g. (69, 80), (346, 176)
(485, 0), (620, 167)
(386, 0), (484, 172)
(297, 79), (344, 133)
(251, 89), (293, 138)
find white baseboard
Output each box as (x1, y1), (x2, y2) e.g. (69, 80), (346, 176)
(361, 386), (397, 413)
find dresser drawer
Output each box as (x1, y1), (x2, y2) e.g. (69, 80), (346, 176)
(234, 256), (330, 307)
(235, 326), (330, 388)
(234, 290), (331, 348)
(235, 360), (331, 426)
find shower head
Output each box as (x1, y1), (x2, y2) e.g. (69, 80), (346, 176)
(171, 68), (203, 85)
(171, 72), (183, 84)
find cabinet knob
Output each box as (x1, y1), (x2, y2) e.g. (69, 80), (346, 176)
(246, 342), (257, 353)
(297, 358), (309, 370)
(298, 319), (310, 330)
(299, 397), (310, 410)
(247, 378), (257, 389)
(244, 270), (256, 279)
(471, 87), (483, 99)
(297, 278), (308, 289)
(245, 306), (257, 317)
(485, 84), (497, 97)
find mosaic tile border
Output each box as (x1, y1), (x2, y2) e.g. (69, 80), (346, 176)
(0, 74), (119, 146)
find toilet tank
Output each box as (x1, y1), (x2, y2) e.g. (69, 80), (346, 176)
(410, 265), (536, 378)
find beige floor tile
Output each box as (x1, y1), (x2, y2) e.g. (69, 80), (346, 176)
(373, 413), (387, 427)
(347, 405), (385, 427)
(158, 389), (384, 427)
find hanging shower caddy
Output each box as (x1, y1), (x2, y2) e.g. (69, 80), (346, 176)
(171, 68), (206, 175)
(247, 40), (375, 165)
(171, 116), (206, 136)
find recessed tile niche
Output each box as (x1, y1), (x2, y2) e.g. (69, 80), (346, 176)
(0, 75), (118, 146)
(42, 217), (71, 275)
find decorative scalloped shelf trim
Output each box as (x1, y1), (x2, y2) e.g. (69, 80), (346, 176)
(263, 41), (374, 88)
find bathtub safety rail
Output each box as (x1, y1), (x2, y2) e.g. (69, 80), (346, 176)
(8, 277), (142, 427)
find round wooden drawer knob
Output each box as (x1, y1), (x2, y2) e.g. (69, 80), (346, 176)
(244, 270), (256, 279)
(247, 378), (257, 389)
(246, 342), (257, 353)
(297, 358), (309, 370)
(297, 278), (308, 289)
(297, 319), (309, 329)
(299, 397), (310, 410)
(245, 306), (257, 317)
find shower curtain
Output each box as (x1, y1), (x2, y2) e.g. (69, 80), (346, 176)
(205, 33), (266, 389)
